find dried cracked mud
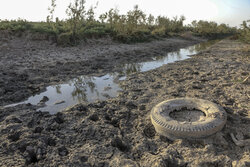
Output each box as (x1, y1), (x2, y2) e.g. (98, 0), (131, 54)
(0, 35), (249, 167)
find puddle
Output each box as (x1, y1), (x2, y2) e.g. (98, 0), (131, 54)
(120, 47), (193, 75)
(5, 74), (122, 114)
(4, 40), (219, 114)
(118, 39), (219, 75)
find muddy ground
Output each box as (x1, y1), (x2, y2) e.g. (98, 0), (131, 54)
(0, 33), (203, 106)
(0, 36), (250, 167)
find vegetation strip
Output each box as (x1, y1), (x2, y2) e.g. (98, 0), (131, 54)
(1, 0), (248, 46)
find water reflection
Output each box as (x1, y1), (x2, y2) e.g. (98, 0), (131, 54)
(188, 39), (219, 53)
(12, 74), (121, 114)
(119, 40), (219, 75)
(4, 40), (219, 114)
(120, 47), (191, 74)
(122, 63), (143, 75)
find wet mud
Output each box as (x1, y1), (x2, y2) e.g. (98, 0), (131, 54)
(0, 35), (203, 106)
(0, 36), (249, 166)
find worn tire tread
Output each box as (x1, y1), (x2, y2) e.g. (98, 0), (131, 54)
(151, 98), (227, 140)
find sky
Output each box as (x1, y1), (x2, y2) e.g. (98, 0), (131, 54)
(0, 0), (249, 27)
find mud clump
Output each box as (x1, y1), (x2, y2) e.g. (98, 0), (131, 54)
(58, 146), (69, 156)
(169, 109), (206, 122)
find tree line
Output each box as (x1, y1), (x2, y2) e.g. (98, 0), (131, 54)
(0, 0), (248, 45)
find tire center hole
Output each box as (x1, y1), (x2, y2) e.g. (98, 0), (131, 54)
(169, 108), (206, 122)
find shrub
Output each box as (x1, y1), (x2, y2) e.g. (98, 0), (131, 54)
(189, 20), (236, 38)
(66, 0), (86, 41)
(31, 22), (55, 34)
(0, 19), (33, 32)
(114, 29), (151, 43)
(79, 23), (109, 38)
(151, 27), (166, 36)
(57, 32), (75, 46)
(239, 20), (250, 43)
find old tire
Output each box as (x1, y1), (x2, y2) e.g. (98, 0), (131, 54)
(151, 98), (227, 140)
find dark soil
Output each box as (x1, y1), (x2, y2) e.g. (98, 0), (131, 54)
(0, 36), (249, 166)
(0, 34), (203, 106)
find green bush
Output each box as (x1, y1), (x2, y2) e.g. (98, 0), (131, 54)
(31, 23), (55, 34)
(239, 20), (250, 43)
(114, 29), (151, 43)
(79, 24), (110, 38)
(156, 16), (185, 33)
(151, 27), (166, 36)
(0, 20), (33, 32)
(57, 32), (75, 46)
(189, 20), (236, 38)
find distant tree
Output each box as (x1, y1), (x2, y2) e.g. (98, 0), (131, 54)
(86, 2), (98, 23)
(106, 8), (119, 29)
(240, 20), (250, 43)
(241, 21), (249, 29)
(66, 0), (86, 39)
(147, 14), (155, 26)
(99, 13), (107, 24)
(128, 5), (146, 25)
(126, 5), (146, 32)
(47, 0), (57, 23)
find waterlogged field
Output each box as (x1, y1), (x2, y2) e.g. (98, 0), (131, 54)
(4, 40), (219, 114)
(0, 0), (249, 166)
(0, 38), (249, 166)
